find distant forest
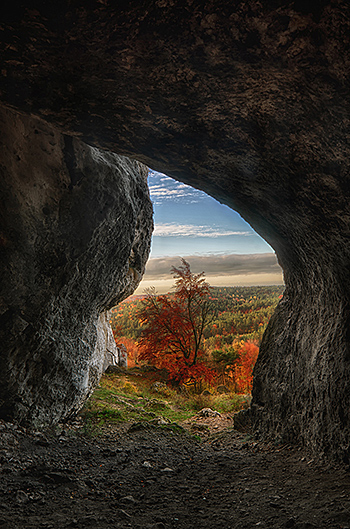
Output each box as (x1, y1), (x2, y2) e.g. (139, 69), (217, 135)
(110, 285), (284, 393)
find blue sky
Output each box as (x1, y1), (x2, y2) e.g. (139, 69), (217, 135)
(135, 170), (284, 293)
(148, 170), (272, 258)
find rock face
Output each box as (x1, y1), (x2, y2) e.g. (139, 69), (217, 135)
(0, 106), (153, 425)
(103, 340), (128, 372)
(1, 1), (350, 460)
(97, 312), (124, 372)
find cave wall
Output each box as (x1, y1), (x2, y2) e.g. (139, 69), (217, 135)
(0, 106), (153, 425)
(1, 1), (350, 460)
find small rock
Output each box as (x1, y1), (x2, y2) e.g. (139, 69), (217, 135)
(119, 509), (132, 518)
(101, 448), (118, 457)
(161, 467), (174, 472)
(15, 490), (29, 504)
(150, 416), (170, 425)
(28, 492), (44, 502)
(0, 432), (19, 448)
(33, 432), (50, 447)
(143, 461), (152, 468)
(121, 495), (137, 503)
(196, 408), (221, 418)
(284, 519), (296, 528)
(151, 382), (167, 393)
(47, 472), (75, 484)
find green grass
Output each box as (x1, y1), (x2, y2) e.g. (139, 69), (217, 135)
(79, 369), (251, 435)
(174, 391), (251, 414)
(83, 407), (124, 423)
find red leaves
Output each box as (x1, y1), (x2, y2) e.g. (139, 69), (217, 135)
(234, 341), (259, 394)
(137, 259), (213, 384)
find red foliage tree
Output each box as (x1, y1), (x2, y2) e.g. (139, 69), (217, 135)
(137, 259), (214, 385)
(234, 341), (259, 393)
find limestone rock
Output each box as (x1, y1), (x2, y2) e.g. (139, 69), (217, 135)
(103, 344), (128, 372)
(0, 106), (153, 425)
(99, 314), (127, 372)
(97, 312), (119, 373)
(151, 382), (168, 393)
(196, 408), (221, 419)
(118, 345), (128, 369)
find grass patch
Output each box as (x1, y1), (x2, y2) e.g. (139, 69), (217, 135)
(83, 407), (124, 423)
(213, 393), (251, 413)
(159, 423), (186, 434)
(172, 391), (250, 415)
(79, 369), (252, 434)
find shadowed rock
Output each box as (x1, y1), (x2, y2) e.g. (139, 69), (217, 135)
(0, 1), (350, 461)
(0, 106), (153, 425)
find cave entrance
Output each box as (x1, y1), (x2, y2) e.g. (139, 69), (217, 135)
(108, 167), (285, 429)
(135, 169), (284, 294)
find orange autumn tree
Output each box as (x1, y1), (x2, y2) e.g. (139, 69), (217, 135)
(234, 341), (259, 393)
(137, 259), (214, 385)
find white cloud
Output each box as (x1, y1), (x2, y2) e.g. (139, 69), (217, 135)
(174, 183), (192, 189)
(148, 170), (205, 204)
(153, 223), (252, 238)
(149, 187), (190, 197)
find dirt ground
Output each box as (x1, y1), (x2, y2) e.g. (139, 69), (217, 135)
(1, 414), (350, 529)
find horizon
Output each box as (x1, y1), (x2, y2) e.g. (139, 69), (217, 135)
(134, 170), (284, 294)
(135, 252), (284, 295)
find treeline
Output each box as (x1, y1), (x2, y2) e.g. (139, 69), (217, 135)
(110, 286), (283, 344)
(204, 286), (283, 345)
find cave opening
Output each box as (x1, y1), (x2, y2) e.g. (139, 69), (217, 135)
(0, 0), (349, 484)
(104, 165), (286, 410)
(135, 168), (284, 295)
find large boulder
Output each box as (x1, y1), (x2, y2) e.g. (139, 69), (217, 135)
(0, 106), (153, 426)
(1, 1), (350, 461)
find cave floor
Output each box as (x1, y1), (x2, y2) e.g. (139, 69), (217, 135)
(0, 419), (350, 529)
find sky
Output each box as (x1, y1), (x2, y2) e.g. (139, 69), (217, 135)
(135, 170), (284, 294)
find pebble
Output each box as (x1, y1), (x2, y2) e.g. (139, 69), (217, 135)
(119, 509), (132, 518)
(121, 495), (137, 503)
(15, 490), (29, 504)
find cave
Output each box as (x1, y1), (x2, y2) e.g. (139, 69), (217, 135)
(1, 1), (350, 463)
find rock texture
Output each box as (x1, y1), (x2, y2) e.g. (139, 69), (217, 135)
(0, 106), (153, 425)
(103, 339), (128, 372)
(1, 1), (350, 460)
